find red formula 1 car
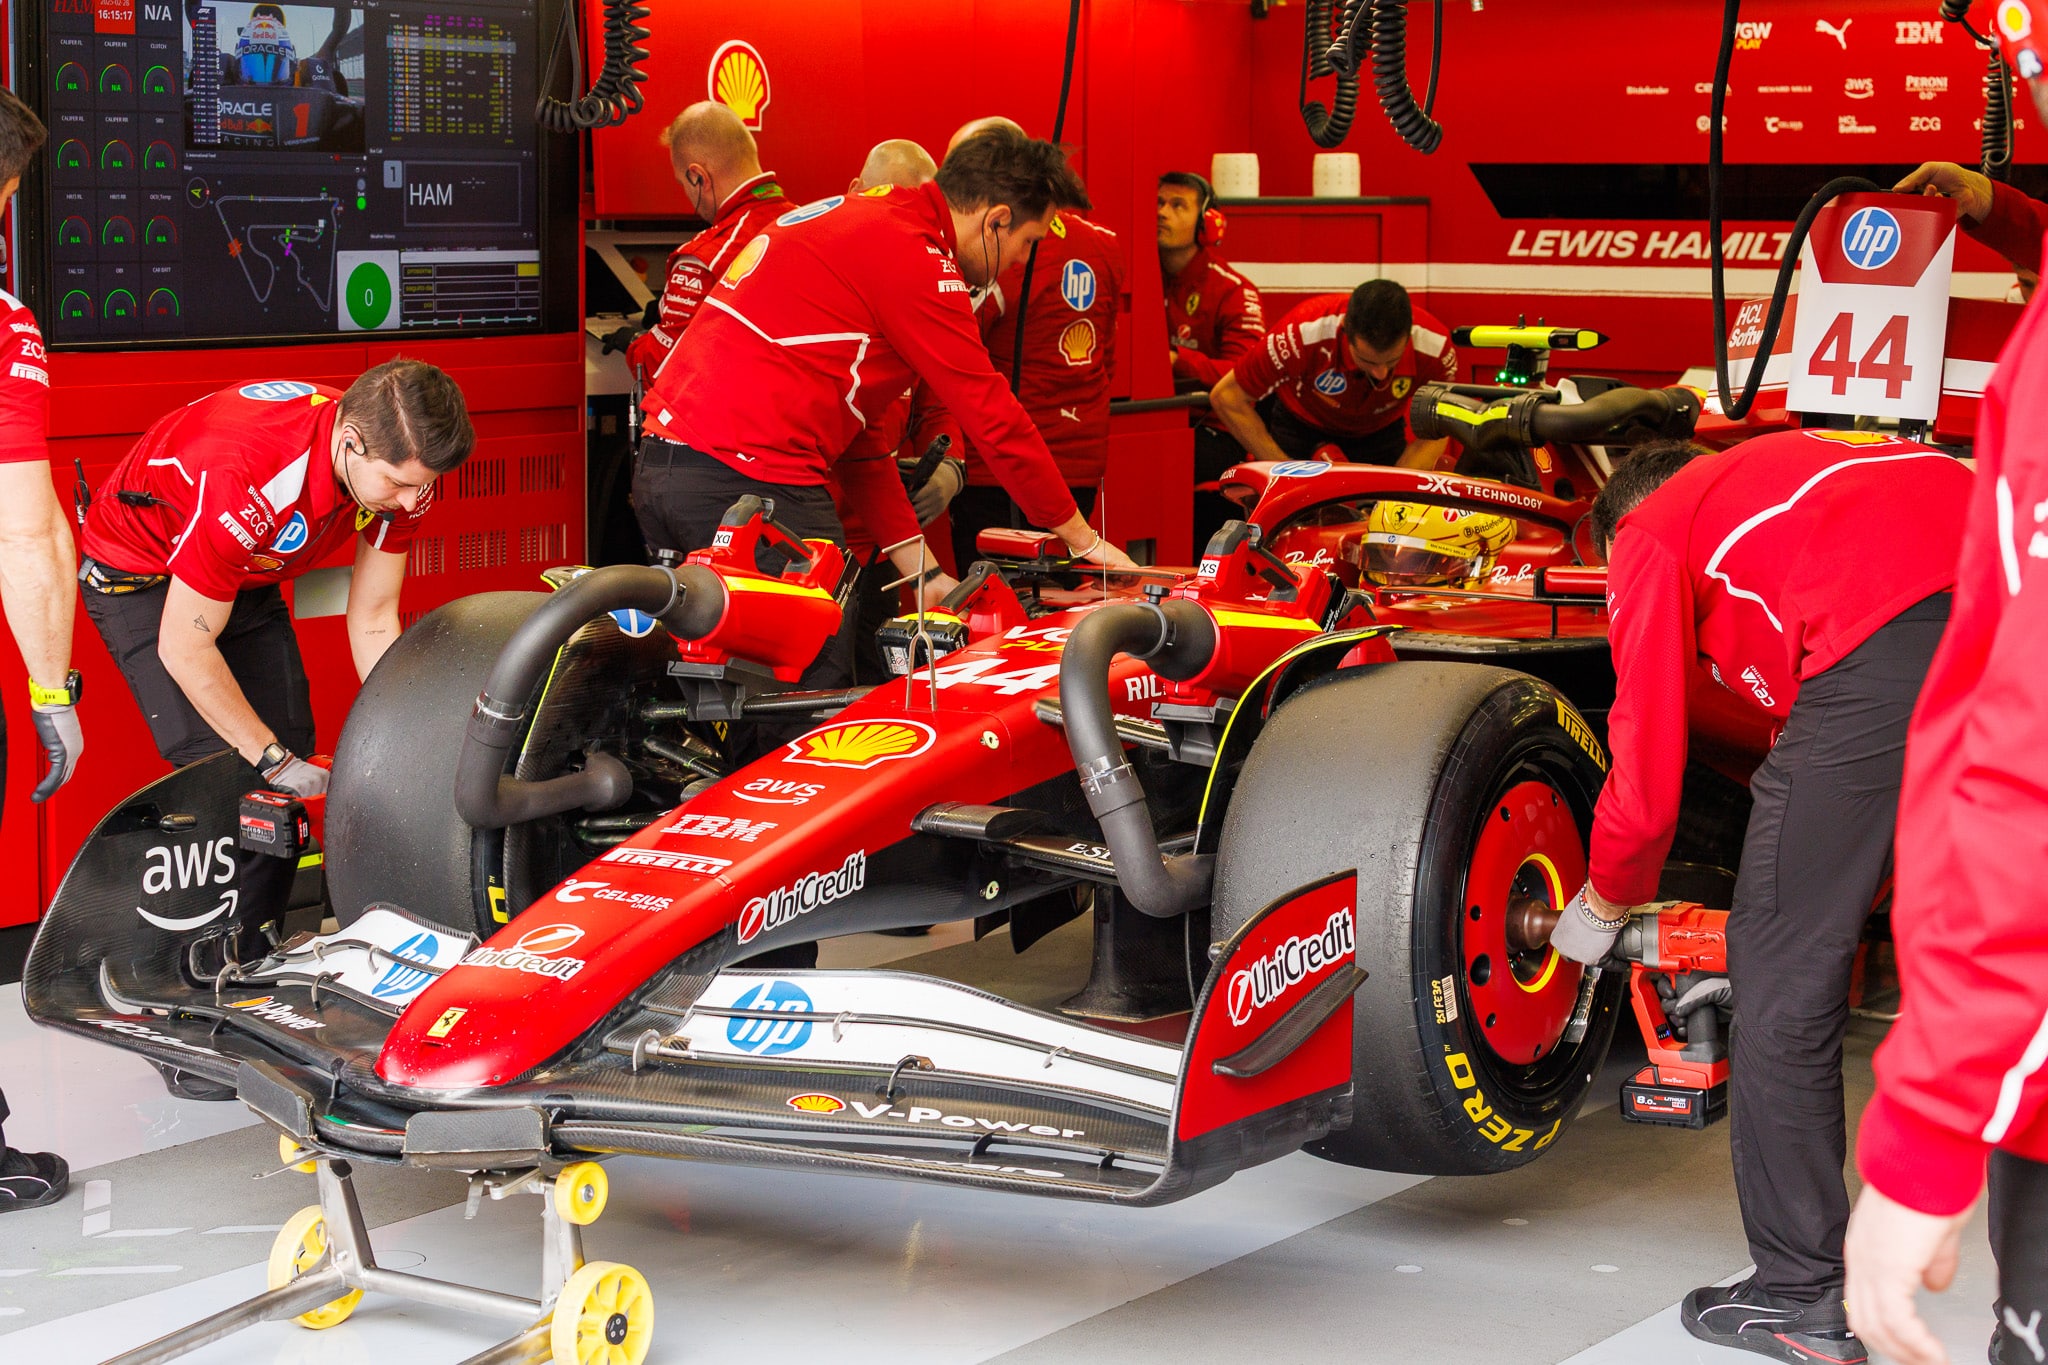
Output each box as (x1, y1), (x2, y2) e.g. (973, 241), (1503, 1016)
(24, 381), (1767, 1363)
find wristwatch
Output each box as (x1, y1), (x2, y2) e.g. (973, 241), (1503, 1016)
(257, 741), (291, 773)
(27, 669), (82, 708)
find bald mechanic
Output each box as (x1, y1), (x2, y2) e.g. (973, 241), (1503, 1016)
(0, 87), (77, 1214)
(943, 117), (1125, 571)
(621, 102), (788, 385)
(636, 123), (1137, 691)
(1550, 433), (1969, 1365)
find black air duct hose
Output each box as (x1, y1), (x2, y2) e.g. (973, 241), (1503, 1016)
(455, 564), (724, 829)
(1057, 601), (1218, 919)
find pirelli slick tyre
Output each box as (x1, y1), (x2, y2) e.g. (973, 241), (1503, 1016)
(1211, 662), (1623, 1176)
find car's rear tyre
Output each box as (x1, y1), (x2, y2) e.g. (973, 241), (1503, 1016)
(1211, 661), (1623, 1175)
(326, 592), (671, 936)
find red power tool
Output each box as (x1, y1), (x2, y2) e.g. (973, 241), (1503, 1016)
(1612, 903), (1731, 1129)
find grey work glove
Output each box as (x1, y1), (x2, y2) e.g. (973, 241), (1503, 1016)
(29, 704), (82, 802)
(910, 457), (967, 526)
(262, 749), (330, 798)
(1548, 884), (1628, 965)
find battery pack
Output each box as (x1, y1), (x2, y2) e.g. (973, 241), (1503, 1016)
(239, 790), (310, 860)
(1620, 1075), (1728, 1129)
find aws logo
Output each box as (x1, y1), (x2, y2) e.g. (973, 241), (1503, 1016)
(785, 720), (935, 770)
(708, 40), (771, 129)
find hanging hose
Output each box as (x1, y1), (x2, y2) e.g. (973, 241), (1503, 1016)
(1007, 0), (1085, 393)
(1360, 0), (1444, 154)
(535, 0), (652, 133)
(1299, 0), (1360, 149)
(1707, 0), (1881, 419)
(1943, 0), (2017, 181)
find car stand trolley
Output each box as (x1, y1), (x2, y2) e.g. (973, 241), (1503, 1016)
(103, 1141), (651, 1365)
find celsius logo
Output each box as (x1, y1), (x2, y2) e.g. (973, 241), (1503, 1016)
(1060, 259), (1097, 311)
(1841, 206), (1901, 270)
(1226, 908), (1356, 1027)
(371, 931), (441, 1000)
(239, 380), (316, 402)
(736, 851), (867, 944)
(726, 979), (815, 1055)
(1311, 368), (1348, 396)
(270, 512), (308, 555)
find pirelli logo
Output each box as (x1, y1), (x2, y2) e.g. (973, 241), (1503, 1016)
(1556, 700), (1606, 771)
(601, 846), (732, 875)
(10, 362), (48, 385)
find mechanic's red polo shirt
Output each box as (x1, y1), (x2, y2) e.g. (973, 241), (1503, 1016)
(1963, 177), (2048, 277)
(0, 288), (51, 466)
(82, 381), (426, 601)
(1229, 293), (1457, 440)
(1165, 245), (1265, 389)
(643, 181), (1080, 551)
(1590, 428), (1969, 905)
(975, 211), (1123, 489)
(625, 172), (789, 383)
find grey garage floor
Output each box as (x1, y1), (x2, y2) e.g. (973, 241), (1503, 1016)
(0, 919), (2005, 1364)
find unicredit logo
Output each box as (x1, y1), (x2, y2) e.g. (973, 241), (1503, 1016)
(1226, 909), (1356, 1027)
(736, 851), (866, 944)
(462, 923), (588, 981)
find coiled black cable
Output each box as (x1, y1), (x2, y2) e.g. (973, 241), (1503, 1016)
(536, 0), (652, 133)
(1363, 0), (1443, 154)
(1300, 0), (1360, 149)
(1983, 46), (2014, 181)
(1707, 0), (1881, 418)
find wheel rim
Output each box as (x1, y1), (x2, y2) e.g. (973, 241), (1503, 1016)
(268, 1207), (362, 1329)
(573, 1265), (653, 1365)
(1461, 777), (1586, 1068)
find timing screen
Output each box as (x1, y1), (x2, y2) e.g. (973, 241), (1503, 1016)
(40, 1), (543, 345)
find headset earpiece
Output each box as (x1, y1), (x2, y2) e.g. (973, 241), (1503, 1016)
(1190, 173), (1221, 247)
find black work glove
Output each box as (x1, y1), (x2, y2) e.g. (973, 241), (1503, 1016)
(599, 324), (640, 356)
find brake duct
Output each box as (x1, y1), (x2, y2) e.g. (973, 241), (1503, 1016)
(454, 563), (725, 829)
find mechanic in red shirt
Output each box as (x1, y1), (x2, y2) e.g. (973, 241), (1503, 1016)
(0, 90), (78, 1215)
(1157, 170), (1266, 552)
(1211, 280), (1455, 470)
(1547, 431), (1968, 1364)
(80, 361), (473, 795)
(637, 123), (1136, 691)
(1897, 159), (2047, 293)
(620, 102), (789, 386)
(958, 202), (1124, 573)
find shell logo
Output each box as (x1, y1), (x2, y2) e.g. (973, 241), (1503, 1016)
(1803, 428), (1897, 446)
(1058, 318), (1097, 367)
(785, 719), (937, 770)
(721, 233), (769, 289)
(786, 1093), (846, 1114)
(708, 41), (771, 130)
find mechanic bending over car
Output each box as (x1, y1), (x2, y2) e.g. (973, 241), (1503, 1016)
(634, 120), (1138, 687)
(946, 116), (1125, 574)
(1158, 169), (1266, 553)
(1548, 431), (1971, 1365)
(1208, 278), (1454, 471)
(0, 87), (77, 1215)
(78, 360), (473, 801)
(616, 100), (788, 388)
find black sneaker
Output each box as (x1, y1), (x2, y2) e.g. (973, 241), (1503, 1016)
(155, 1062), (237, 1102)
(0, 1147), (69, 1212)
(1681, 1277), (1868, 1364)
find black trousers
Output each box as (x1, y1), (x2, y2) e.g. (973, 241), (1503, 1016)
(1727, 591), (1951, 1300)
(1193, 424), (1249, 559)
(632, 440), (856, 695)
(948, 484), (1097, 579)
(80, 571), (315, 767)
(1261, 396), (1407, 466)
(1992, 1152), (2048, 1364)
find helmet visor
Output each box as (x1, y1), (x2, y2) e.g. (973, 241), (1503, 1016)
(1363, 534), (1471, 587)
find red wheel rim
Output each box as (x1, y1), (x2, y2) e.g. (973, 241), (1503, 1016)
(1461, 778), (1586, 1066)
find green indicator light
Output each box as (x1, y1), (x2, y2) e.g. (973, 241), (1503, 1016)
(356, 195), (366, 210)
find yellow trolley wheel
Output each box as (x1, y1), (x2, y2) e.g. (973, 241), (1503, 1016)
(554, 1161), (609, 1227)
(266, 1205), (363, 1330)
(279, 1133), (317, 1174)
(550, 1260), (654, 1365)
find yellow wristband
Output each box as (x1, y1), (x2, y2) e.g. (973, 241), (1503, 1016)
(29, 669), (80, 708)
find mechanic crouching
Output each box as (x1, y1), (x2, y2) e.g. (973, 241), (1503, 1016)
(1549, 432), (1970, 1365)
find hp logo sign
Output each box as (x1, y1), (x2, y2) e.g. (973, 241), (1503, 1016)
(725, 979), (816, 1056)
(1841, 206), (1901, 270)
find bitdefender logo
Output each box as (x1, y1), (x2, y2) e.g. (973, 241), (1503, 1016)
(1226, 908), (1355, 1027)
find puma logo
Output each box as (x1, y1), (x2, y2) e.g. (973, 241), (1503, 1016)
(1815, 17), (1851, 48)
(2006, 1305), (2045, 1363)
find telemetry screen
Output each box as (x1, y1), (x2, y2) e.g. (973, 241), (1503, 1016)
(30, 1), (552, 347)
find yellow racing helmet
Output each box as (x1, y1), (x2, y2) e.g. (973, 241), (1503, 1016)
(1363, 501), (1516, 587)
